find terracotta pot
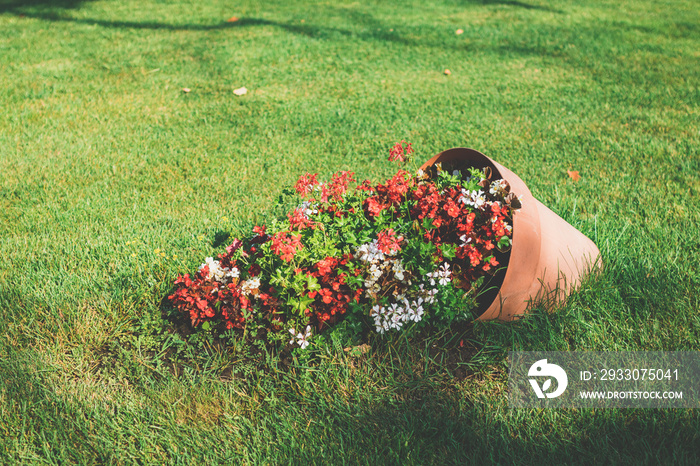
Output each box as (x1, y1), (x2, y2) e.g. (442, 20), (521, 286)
(420, 148), (601, 321)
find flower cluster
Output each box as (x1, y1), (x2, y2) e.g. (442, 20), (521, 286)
(168, 143), (521, 350)
(355, 238), (408, 298)
(198, 257), (239, 282)
(388, 140), (413, 163)
(304, 255), (363, 327)
(362, 170), (413, 217)
(427, 263), (452, 286)
(371, 297), (424, 334)
(289, 326), (312, 349)
(270, 231), (303, 262)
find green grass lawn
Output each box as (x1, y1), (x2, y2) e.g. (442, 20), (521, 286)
(1, 0), (699, 463)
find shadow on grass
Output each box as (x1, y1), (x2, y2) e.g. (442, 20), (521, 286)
(3, 2), (561, 52)
(470, 0), (562, 13)
(0, 0), (91, 13)
(285, 392), (700, 463)
(269, 318), (699, 463)
(0, 350), (110, 463)
(211, 230), (231, 249)
(2, 344), (697, 463)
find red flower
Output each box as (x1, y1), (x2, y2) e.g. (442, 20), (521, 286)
(356, 180), (374, 192)
(270, 231), (303, 262)
(444, 199), (460, 218)
(464, 245), (482, 267)
(456, 212), (476, 234)
(377, 228), (403, 255)
(294, 173), (319, 198)
(365, 197), (387, 217)
(317, 257), (337, 276)
(388, 141), (413, 162)
(411, 182), (440, 220)
(492, 219), (506, 237)
(288, 208), (315, 230)
(320, 171), (355, 203)
(364, 170), (413, 217)
(482, 256), (498, 272)
(319, 288), (334, 304)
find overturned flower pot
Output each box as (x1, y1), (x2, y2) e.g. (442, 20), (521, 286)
(420, 147), (602, 321)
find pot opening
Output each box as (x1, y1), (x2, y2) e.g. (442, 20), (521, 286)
(421, 148), (511, 318)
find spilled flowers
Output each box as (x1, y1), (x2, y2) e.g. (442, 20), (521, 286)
(168, 142), (522, 349)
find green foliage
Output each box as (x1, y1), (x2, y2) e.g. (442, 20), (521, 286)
(175, 158), (515, 348)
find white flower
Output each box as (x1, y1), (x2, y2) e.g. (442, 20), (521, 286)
(426, 264), (451, 286)
(459, 189), (486, 209)
(199, 257), (217, 279)
(437, 262), (452, 286)
(419, 285), (438, 304)
(406, 298), (424, 322)
(199, 257), (239, 283)
(240, 277), (261, 295)
(459, 234), (472, 247)
(289, 326), (312, 349)
(371, 295), (427, 334)
(392, 260), (407, 282)
(372, 303), (406, 334)
(489, 179), (508, 196)
(298, 200), (318, 217)
(356, 242), (409, 297)
(355, 240), (387, 263)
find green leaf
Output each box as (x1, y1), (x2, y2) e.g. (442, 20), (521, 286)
(306, 275), (321, 291)
(346, 273), (364, 288)
(498, 236), (511, 249)
(345, 231), (358, 245)
(441, 244), (456, 259)
(290, 296), (314, 314)
(420, 241), (437, 257)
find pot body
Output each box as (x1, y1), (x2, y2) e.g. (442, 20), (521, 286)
(420, 148), (601, 320)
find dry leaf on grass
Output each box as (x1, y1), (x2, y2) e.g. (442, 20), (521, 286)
(182, 88), (191, 93)
(567, 169), (581, 181)
(444, 69), (452, 75)
(456, 29), (464, 35)
(226, 16), (239, 23)
(233, 87), (248, 96)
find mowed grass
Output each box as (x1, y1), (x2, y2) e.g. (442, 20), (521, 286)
(1, 0), (699, 463)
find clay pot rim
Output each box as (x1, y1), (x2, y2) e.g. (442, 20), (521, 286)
(419, 147), (542, 319)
